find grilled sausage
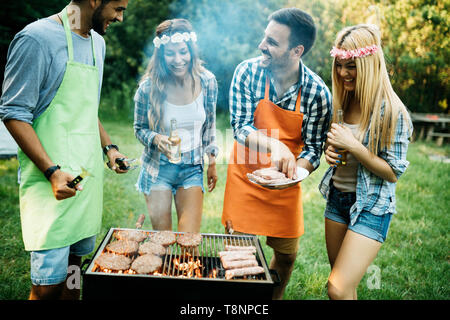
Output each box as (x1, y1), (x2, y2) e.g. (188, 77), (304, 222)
(225, 266), (265, 280)
(224, 245), (256, 253)
(219, 251), (255, 261)
(222, 259), (258, 270)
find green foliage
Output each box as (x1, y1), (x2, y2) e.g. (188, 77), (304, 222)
(1, 1), (448, 114)
(289, 0), (449, 113)
(0, 0), (68, 93)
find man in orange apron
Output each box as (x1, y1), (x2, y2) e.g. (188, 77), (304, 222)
(223, 8), (332, 299)
(1, 1), (129, 299)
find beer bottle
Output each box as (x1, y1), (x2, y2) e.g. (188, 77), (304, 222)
(336, 110), (347, 166)
(168, 118), (181, 164)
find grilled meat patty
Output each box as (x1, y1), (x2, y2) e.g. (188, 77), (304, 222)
(114, 229), (147, 242)
(95, 253), (131, 271)
(139, 241), (166, 256)
(149, 231), (176, 247)
(176, 232), (202, 248)
(131, 254), (162, 274)
(106, 239), (139, 256)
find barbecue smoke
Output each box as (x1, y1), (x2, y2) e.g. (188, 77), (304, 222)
(140, 0), (282, 111)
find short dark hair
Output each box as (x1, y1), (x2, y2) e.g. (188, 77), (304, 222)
(268, 8), (316, 56)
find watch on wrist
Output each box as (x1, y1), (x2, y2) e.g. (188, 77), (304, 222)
(44, 165), (61, 181)
(103, 144), (119, 155)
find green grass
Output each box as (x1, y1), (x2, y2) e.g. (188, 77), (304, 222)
(0, 113), (449, 300)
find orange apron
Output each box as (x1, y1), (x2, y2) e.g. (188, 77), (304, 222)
(222, 75), (304, 238)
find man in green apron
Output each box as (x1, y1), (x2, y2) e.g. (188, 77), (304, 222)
(0, 0), (129, 299)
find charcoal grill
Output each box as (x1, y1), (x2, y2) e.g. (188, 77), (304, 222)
(81, 228), (280, 300)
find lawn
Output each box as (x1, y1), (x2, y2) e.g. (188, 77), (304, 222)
(0, 112), (449, 300)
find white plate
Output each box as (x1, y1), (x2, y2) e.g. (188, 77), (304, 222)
(248, 167), (309, 190)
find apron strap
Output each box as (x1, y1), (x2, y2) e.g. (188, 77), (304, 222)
(264, 74), (270, 100)
(62, 7), (97, 66)
(61, 8), (74, 62)
(265, 74), (302, 113)
(294, 86), (301, 113)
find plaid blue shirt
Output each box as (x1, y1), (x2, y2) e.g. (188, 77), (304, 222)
(229, 57), (332, 169)
(319, 109), (413, 225)
(134, 69), (218, 182)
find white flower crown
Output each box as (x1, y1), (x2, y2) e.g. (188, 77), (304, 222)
(153, 32), (197, 48)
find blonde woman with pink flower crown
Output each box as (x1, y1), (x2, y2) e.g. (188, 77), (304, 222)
(318, 24), (413, 299)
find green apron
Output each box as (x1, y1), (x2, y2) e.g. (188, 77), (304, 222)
(18, 8), (104, 251)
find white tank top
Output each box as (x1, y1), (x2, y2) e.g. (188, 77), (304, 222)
(332, 123), (360, 192)
(162, 91), (206, 153)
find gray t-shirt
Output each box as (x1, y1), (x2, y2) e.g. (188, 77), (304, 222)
(0, 18), (106, 124)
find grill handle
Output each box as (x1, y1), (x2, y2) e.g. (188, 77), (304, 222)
(81, 258), (92, 274)
(269, 269), (281, 287)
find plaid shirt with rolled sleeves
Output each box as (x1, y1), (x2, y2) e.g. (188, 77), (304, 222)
(229, 56), (332, 170)
(134, 69), (219, 182)
(319, 109), (413, 225)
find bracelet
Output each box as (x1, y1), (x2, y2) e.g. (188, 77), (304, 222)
(44, 165), (61, 181)
(103, 144), (118, 155)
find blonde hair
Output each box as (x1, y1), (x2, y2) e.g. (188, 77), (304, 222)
(141, 19), (205, 132)
(331, 24), (410, 154)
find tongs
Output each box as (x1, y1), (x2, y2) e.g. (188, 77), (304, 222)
(67, 166), (93, 189)
(107, 158), (139, 171)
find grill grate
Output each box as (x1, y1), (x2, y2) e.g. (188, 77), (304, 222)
(89, 228), (270, 282)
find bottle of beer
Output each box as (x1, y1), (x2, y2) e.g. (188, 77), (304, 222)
(168, 118), (181, 164)
(336, 109), (347, 166)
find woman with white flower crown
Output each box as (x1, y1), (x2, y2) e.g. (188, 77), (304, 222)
(134, 19), (218, 232)
(319, 24), (413, 299)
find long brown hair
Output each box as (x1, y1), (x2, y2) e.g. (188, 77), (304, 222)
(331, 24), (411, 154)
(141, 19), (205, 132)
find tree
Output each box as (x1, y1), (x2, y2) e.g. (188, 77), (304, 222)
(0, 0), (68, 95)
(289, 0), (450, 113)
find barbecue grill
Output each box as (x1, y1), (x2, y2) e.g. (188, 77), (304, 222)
(81, 228), (280, 300)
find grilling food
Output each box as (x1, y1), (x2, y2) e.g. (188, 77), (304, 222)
(149, 230), (177, 246)
(224, 245), (256, 253)
(222, 259), (258, 270)
(106, 239), (139, 256)
(247, 167), (292, 185)
(131, 254), (163, 274)
(139, 241), (166, 256)
(220, 251), (256, 262)
(95, 253), (131, 271)
(225, 266), (265, 280)
(114, 229), (148, 243)
(177, 232), (202, 248)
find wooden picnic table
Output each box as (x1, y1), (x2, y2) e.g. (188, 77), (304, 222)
(410, 113), (450, 146)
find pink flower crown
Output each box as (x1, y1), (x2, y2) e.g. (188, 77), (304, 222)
(330, 44), (378, 59)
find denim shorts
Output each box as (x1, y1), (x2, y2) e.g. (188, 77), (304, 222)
(324, 183), (392, 243)
(136, 153), (204, 195)
(30, 235), (96, 285)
